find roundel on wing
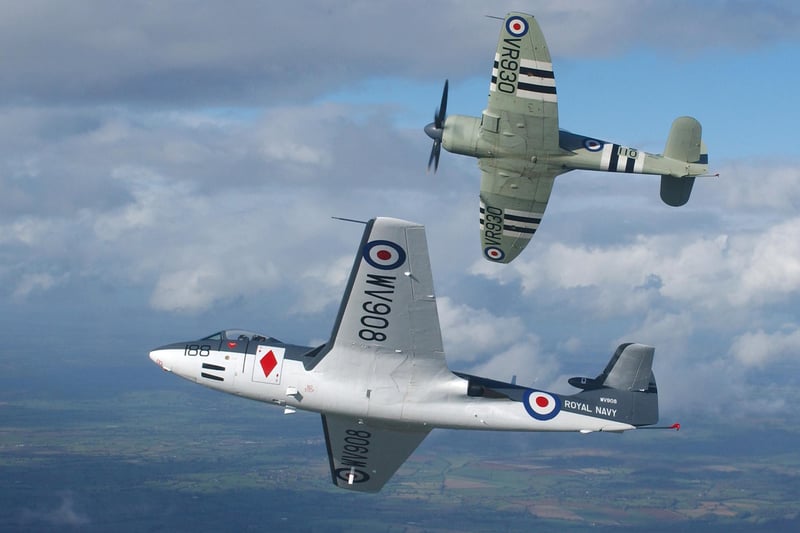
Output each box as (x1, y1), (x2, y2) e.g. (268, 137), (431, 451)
(335, 467), (370, 484)
(506, 16), (529, 37)
(363, 240), (406, 270)
(484, 246), (505, 262)
(523, 389), (561, 420)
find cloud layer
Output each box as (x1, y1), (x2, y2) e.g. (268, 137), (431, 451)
(2, 1), (799, 423)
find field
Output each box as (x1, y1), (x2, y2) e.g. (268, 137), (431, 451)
(1, 368), (799, 532)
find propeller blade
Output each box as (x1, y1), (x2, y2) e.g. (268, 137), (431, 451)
(424, 80), (449, 173)
(427, 140), (441, 172)
(435, 80), (448, 128)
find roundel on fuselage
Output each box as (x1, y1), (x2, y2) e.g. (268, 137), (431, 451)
(523, 389), (561, 420)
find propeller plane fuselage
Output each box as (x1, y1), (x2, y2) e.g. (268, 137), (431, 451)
(424, 12), (712, 263)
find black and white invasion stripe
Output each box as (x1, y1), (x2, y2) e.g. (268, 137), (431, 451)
(480, 202), (542, 240)
(516, 58), (556, 102)
(502, 208), (542, 239)
(600, 143), (645, 173)
(490, 56), (557, 103)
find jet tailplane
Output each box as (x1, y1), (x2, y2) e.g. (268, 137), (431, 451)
(567, 343), (659, 427)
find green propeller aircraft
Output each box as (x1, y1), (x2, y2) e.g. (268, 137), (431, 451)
(424, 12), (712, 264)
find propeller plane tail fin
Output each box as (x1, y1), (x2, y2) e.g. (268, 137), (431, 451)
(660, 116), (708, 206)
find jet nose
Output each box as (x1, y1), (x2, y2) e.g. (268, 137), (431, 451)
(149, 348), (172, 372)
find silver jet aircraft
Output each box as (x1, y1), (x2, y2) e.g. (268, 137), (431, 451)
(149, 217), (676, 492)
(424, 12), (712, 263)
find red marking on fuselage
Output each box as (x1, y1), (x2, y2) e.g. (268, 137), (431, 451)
(536, 396), (549, 408)
(260, 350), (278, 377)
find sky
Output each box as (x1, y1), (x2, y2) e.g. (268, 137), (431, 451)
(2, 0), (800, 424)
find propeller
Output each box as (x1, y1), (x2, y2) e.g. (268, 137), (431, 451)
(424, 79), (449, 172)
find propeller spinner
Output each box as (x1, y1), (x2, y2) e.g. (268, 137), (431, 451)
(424, 80), (448, 172)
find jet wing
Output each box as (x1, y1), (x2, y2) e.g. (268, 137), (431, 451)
(322, 414), (430, 492)
(478, 160), (557, 263)
(325, 217), (445, 363)
(487, 12), (559, 152)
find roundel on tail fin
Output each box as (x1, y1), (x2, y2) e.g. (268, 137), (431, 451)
(363, 240), (406, 270)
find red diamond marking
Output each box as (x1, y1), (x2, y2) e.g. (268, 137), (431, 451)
(260, 350), (278, 377)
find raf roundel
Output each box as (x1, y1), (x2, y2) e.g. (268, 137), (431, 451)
(363, 240), (407, 270)
(484, 246), (506, 262)
(335, 467), (370, 484)
(523, 390), (561, 421)
(583, 138), (604, 152)
(506, 16), (529, 37)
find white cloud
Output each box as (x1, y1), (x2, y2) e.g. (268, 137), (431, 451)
(149, 260), (281, 313)
(729, 327), (800, 367)
(255, 105), (344, 168)
(618, 311), (695, 352)
(0, 102), (456, 312)
(557, 336), (583, 354)
(93, 166), (190, 241)
(0, 217), (54, 246)
(720, 162), (800, 212)
(290, 254), (354, 315)
(437, 297), (527, 363)
(466, 337), (560, 389)
(534, 1), (800, 57)
(434, 296), (559, 387)
(12, 272), (64, 300)
(735, 219), (800, 305)
(472, 216), (800, 318)
(260, 140), (330, 167)
(2, 2), (796, 106)
(19, 492), (90, 527)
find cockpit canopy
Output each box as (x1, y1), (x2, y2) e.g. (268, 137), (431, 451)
(201, 329), (277, 343)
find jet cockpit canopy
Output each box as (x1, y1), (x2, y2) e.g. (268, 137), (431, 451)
(201, 329), (276, 343)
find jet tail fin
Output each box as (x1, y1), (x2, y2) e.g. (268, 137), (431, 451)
(660, 116), (707, 206)
(567, 343), (659, 427)
(597, 342), (654, 391)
